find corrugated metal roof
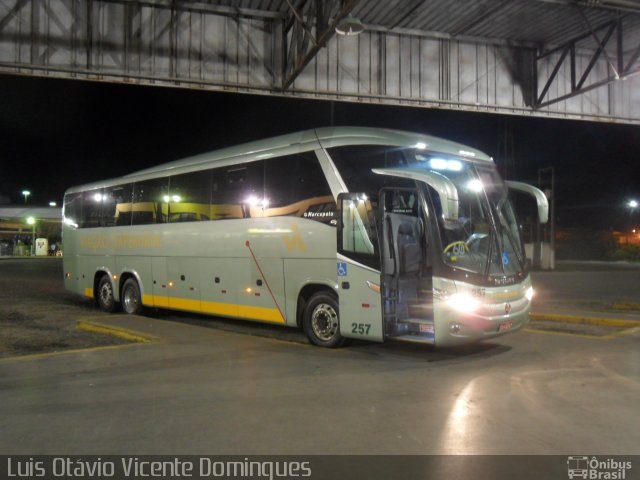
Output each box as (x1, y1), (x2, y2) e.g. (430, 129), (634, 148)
(205, 0), (640, 53)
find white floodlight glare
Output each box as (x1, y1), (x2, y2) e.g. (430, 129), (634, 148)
(245, 195), (269, 207)
(629, 199), (639, 209)
(430, 158), (462, 172)
(467, 179), (483, 192)
(447, 293), (480, 313)
(458, 150), (476, 157)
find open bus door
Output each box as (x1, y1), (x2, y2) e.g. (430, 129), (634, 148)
(336, 193), (384, 342)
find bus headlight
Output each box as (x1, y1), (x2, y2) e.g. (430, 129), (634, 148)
(447, 293), (480, 313)
(525, 286), (534, 301)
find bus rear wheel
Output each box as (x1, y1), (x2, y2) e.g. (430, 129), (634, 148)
(303, 291), (345, 348)
(97, 274), (117, 313)
(121, 278), (143, 315)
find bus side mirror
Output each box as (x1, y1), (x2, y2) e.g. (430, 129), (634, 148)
(505, 181), (549, 224)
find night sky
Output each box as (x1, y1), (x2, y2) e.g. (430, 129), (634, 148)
(1, 73), (638, 230)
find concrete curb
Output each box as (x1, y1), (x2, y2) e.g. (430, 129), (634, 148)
(529, 312), (640, 328)
(76, 320), (154, 343)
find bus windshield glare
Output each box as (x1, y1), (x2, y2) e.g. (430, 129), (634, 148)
(411, 151), (526, 281)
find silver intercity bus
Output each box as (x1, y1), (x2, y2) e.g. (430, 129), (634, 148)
(62, 127), (548, 347)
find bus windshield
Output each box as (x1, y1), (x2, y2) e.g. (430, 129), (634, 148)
(411, 153), (526, 281)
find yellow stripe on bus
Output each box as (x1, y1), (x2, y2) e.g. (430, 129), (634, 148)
(237, 304), (285, 324)
(142, 294), (285, 324)
(84, 288), (94, 298)
(143, 294), (169, 308)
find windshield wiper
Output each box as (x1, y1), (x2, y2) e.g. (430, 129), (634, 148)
(496, 197), (526, 270)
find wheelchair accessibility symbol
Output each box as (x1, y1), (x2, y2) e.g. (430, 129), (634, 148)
(337, 262), (348, 277)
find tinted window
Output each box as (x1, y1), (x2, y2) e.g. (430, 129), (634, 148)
(103, 184), (133, 227)
(211, 161), (264, 219)
(327, 145), (413, 199)
(132, 177), (169, 225)
(63, 192), (82, 228)
(168, 170), (212, 222)
(81, 189), (104, 228)
(264, 152), (336, 223)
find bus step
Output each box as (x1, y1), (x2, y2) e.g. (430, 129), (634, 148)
(408, 304), (434, 316)
(392, 334), (435, 345)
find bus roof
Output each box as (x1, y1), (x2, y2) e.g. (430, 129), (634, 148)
(65, 127), (493, 194)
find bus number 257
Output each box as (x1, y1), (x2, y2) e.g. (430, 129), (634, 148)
(351, 323), (371, 335)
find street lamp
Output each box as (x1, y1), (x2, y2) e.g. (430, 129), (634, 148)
(26, 217), (36, 256)
(22, 190), (31, 204)
(629, 199), (639, 209)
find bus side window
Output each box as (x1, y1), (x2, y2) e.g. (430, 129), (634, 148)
(63, 192), (82, 228)
(212, 161), (264, 219)
(81, 189), (104, 228)
(263, 152), (335, 223)
(132, 178), (169, 225)
(103, 184), (133, 227)
(168, 170), (212, 222)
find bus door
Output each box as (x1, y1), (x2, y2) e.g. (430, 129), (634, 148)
(379, 187), (434, 340)
(336, 193), (383, 342)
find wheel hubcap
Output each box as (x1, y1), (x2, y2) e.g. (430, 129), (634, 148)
(100, 283), (112, 305)
(124, 286), (138, 313)
(311, 303), (338, 342)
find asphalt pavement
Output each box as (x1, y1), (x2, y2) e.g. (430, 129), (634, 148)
(0, 257), (638, 456)
(530, 260), (640, 322)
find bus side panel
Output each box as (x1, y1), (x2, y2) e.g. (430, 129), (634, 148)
(238, 258), (286, 324)
(116, 255), (152, 304)
(199, 258), (239, 319)
(63, 255), (81, 295)
(167, 257), (202, 312)
(78, 255), (101, 299)
(283, 258), (338, 328)
(150, 257), (168, 308)
(337, 262), (383, 342)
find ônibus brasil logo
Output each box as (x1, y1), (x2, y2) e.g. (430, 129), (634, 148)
(567, 456), (632, 479)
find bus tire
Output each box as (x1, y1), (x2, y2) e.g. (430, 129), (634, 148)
(121, 278), (143, 315)
(302, 291), (345, 348)
(97, 274), (117, 313)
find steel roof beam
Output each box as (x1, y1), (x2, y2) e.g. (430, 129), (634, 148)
(98, 0), (285, 20)
(534, 17), (640, 108)
(533, 0), (640, 14)
(0, 0), (29, 33)
(282, 0), (360, 90)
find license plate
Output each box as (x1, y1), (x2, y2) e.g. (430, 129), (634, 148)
(498, 321), (513, 332)
(419, 324), (434, 333)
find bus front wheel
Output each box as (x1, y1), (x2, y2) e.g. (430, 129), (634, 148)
(303, 292), (345, 348)
(97, 274), (117, 313)
(121, 278), (143, 315)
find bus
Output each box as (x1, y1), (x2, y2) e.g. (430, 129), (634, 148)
(62, 127), (548, 347)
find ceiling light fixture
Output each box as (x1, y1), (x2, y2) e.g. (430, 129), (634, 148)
(335, 15), (364, 36)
